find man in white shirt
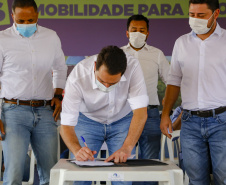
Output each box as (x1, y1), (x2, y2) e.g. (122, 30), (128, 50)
(121, 14), (169, 173)
(60, 46), (148, 185)
(0, 0), (67, 184)
(160, 0), (226, 184)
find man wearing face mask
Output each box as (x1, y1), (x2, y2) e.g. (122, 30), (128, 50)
(61, 45), (148, 185)
(121, 14), (169, 175)
(160, 0), (226, 184)
(0, 0), (67, 184)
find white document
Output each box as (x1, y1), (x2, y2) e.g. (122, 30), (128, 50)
(71, 159), (114, 166)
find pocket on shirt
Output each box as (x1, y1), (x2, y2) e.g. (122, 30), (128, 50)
(216, 111), (226, 124)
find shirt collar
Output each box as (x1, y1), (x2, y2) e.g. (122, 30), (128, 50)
(12, 23), (39, 38)
(125, 43), (149, 51)
(92, 62), (127, 90)
(190, 22), (222, 38)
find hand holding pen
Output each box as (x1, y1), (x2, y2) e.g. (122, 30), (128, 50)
(75, 136), (97, 161)
(81, 136), (88, 147)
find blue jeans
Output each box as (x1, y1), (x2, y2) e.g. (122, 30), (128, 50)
(133, 108), (161, 185)
(71, 112), (136, 185)
(138, 108), (161, 159)
(181, 110), (226, 185)
(1, 103), (58, 185)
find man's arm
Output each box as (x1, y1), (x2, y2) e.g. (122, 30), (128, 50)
(105, 107), (147, 163)
(60, 125), (97, 161)
(160, 85), (180, 139)
(51, 88), (64, 121)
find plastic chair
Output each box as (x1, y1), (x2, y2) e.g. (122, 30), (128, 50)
(0, 142), (35, 185)
(160, 130), (189, 185)
(161, 130), (181, 163)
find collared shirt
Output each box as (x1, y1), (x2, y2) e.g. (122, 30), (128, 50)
(0, 24), (67, 100)
(61, 54), (149, 126)
(121, 44), (169, 105)
(167, 23), (226, 111)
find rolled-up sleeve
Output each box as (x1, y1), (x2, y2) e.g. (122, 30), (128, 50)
(127, 57), (149, 110)
(61, 74), (82, 126)
(167, 39), (182, 87)
(52, 33), (67, 89)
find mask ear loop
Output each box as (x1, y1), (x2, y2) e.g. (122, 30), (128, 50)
(208, 11), (215, 30)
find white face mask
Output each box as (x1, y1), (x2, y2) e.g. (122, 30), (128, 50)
(95, 78), (118, 93)
(189, 11), (215, 35)
(129, 32), (146, 48)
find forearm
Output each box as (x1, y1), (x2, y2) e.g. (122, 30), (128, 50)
(122, 107), (147, 152)
(162, 85), (180, 117)
(54, 88), (64, 95)
(60, 125), (82, 156)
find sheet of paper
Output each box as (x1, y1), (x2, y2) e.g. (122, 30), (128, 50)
(71, 159), (114, 166)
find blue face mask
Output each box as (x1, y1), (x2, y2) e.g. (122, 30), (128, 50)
(16, 23), (37, 37)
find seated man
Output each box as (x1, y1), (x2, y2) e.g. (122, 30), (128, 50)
(60, 46), (148, 185)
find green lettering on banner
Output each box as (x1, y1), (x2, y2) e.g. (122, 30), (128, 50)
(37, 0), (226, 19)
(0, 0), (10, 26)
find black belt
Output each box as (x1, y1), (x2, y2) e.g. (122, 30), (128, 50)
(147, 105), (158, 110)
(184, 106), (226, 117)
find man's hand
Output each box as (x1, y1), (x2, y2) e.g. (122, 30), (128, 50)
(51, 98), (62, 122)
(105, 147), (131, 163)
(75, 147), (97, 161)
(160, 115), (173, 139)
(0, 120), (5, 140)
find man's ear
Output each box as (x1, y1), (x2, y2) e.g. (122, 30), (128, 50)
(126, 31), (129, 38)
(214, 8), (220, 20)
(11, 13), (15, 22)
(94, 61), (96, 71)
(146, 31), (149, 40)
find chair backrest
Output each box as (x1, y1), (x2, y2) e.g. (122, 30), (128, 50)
(160, 130), (181, 164)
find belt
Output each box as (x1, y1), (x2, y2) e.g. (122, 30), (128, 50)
(184, 106), (226, 118)
(3, 98), (51, 107)
(147, 105), (158, 110)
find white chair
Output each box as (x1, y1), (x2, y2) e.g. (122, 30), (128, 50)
(0, 142), (35, 185)
(161, 130), (189, 185)
(161, 130), (181, 164)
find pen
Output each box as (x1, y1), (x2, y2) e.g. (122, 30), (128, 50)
(81, 136), (95, 161)
(81, 136), (88, 147)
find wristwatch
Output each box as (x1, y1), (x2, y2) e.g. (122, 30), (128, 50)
(54, 94), (63, 101)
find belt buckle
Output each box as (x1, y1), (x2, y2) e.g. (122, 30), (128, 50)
(30, 100), (39, 107)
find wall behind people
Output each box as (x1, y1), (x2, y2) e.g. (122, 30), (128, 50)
(1, 0), (226, 56)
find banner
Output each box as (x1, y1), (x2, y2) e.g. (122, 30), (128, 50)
(0, 0), (226, 25)
(37, 0), (226, 19)
(0, 0), (10, 25)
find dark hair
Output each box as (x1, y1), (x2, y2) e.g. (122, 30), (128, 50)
(189, 0), (219, 12)
(12, 0), (38, 13)
(96, 46), (127, 76)
(127, 14), (149, 31)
